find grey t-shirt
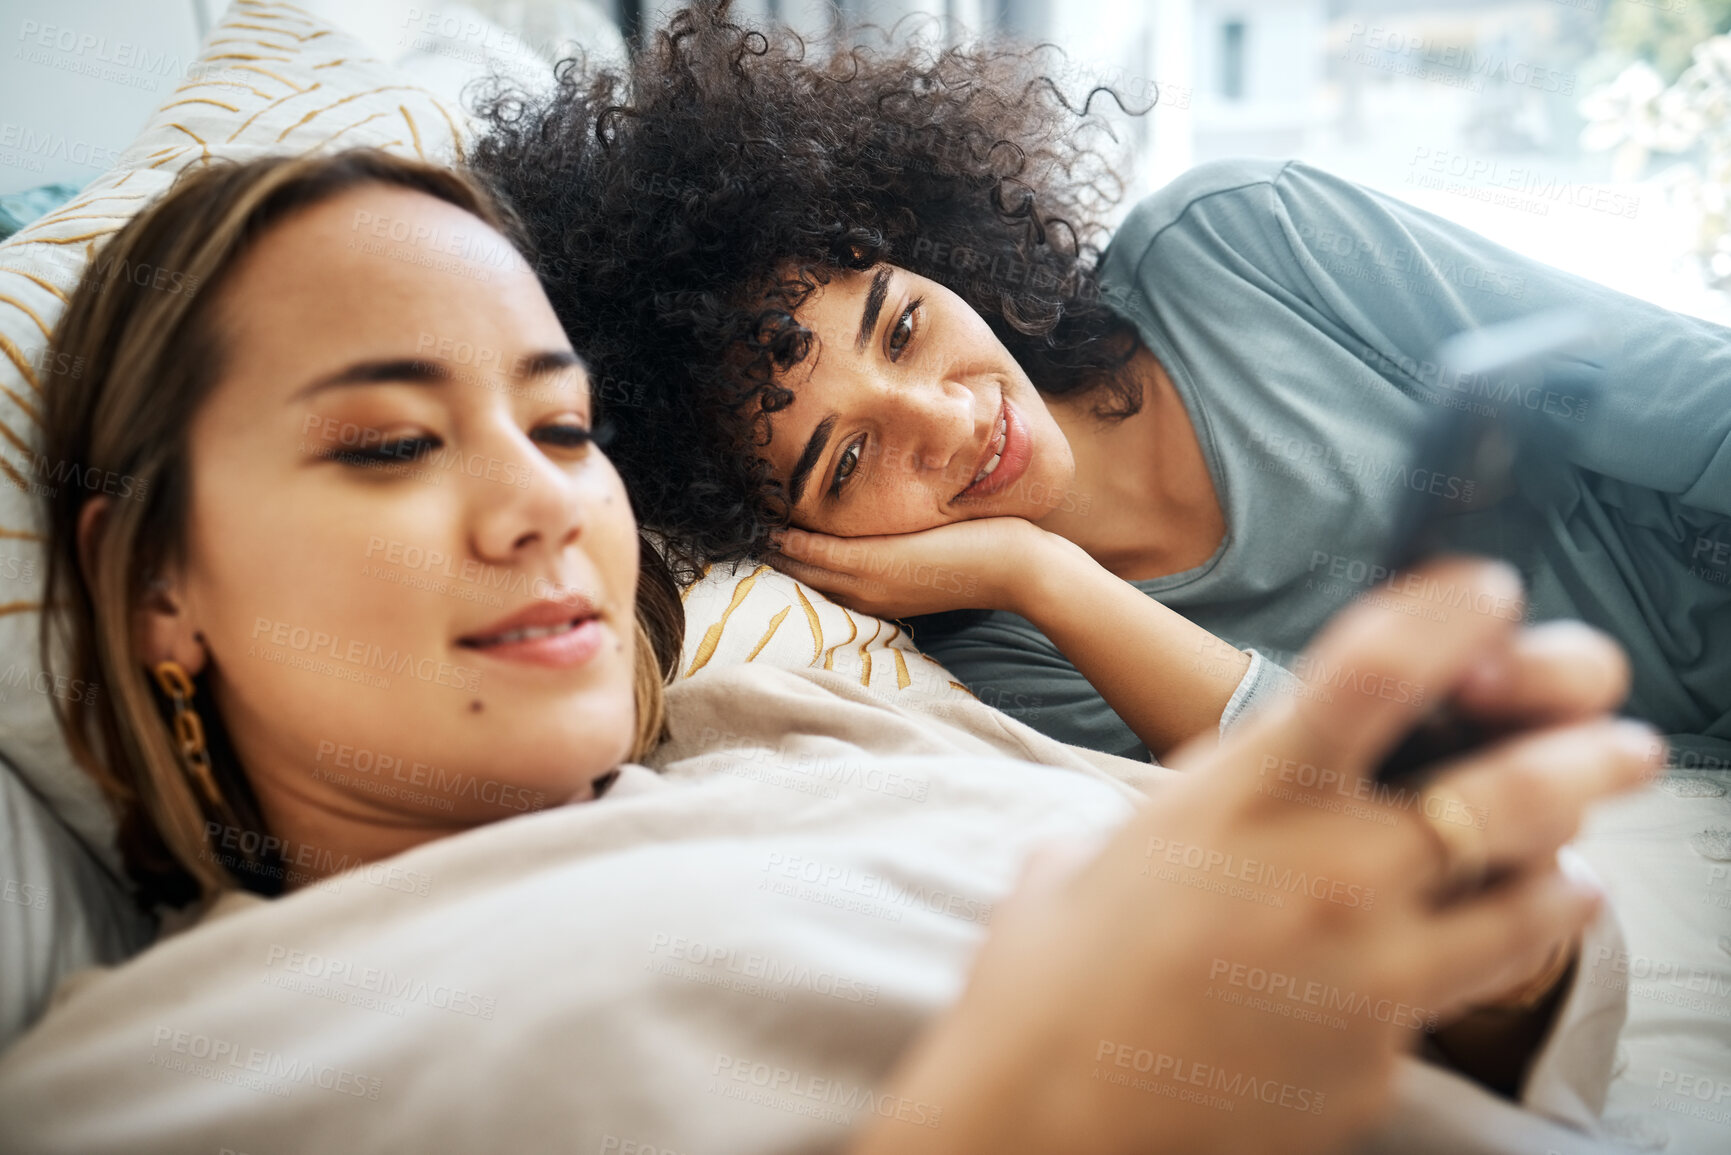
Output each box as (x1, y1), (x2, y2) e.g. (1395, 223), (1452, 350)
(917, 158), (1731, 765)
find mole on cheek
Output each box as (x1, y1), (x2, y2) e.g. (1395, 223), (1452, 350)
(468, 700), (484, 714)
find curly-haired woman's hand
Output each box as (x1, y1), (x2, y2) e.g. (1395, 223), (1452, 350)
(772, 518), (1258, 755)
(767, 517), (1055, 619)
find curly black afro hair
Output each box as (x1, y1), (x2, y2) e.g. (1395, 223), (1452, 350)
(471, 1), (1152, 577)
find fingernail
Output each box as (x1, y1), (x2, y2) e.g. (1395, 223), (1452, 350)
(1459, 653), (1509, 697)
(1609, 720), (1665, 774)
(1482, 559), (1525, 601)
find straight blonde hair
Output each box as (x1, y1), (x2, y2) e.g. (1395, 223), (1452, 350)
(38, 150), (682, 908)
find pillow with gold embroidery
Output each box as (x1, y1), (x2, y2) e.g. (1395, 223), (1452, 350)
(0, 0), (469, 866)
(677, 562), (972, 702)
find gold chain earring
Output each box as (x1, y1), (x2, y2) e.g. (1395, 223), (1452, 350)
(152, 660), (222, 810)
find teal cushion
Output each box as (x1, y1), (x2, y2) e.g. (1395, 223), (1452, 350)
(0, 183), (80, 242)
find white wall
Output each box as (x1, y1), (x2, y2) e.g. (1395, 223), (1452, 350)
(0, 0), (203, 195)
(0, 0), (627, 198)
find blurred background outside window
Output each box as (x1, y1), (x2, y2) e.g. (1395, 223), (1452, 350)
(5, 0), (1731, 321)
(722, 0), (1731, 325)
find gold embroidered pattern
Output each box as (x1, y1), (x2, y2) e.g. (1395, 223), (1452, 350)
(9, 229), (120, 248)
(793, 583), (822, 662)
(275, 87), (423, 143)
(167, 124), (211, 165)
(399, 105), (423, 158)
(148, 148), (194, 171)
(684, 565), (768, 678)
(176, 78), (275, 101)
(1, 382), (40, 425)
(745, 606), (790, 662)
(822, 605), (858, 672)
(222, 21), (328, 43)
(310, 111), (388, 151)
(160, 98), (243, 114)
(0, 415), (36, 456)
(207, 37), (298, 54)
(226, 63), (309, 93)
(0, 293), (51, 340)
(202, 53), (294, 64)
(0, 266), (70, 303)
(884, 625), (912, 689)
(0, 332), (41, 391)
(428, 101), (465, 162)
(227, 84), (322, 142)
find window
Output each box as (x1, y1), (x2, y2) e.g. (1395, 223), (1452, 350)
(1221, 18), (1246, 101)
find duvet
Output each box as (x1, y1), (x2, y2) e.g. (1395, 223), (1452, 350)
(0, 663), (1699, 1154)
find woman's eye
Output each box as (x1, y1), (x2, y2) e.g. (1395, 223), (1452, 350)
(831, 437), (863, 496)
(532, 422), (599, 450)
(887, 298), (921, 361)
(324, 435), (439, 467)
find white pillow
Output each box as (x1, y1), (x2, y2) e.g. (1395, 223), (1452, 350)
(677, 562), (972, 703)
(0, 0), (471, 867)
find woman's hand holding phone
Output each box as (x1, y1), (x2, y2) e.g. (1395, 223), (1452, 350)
(850, 558), (1660, 1155)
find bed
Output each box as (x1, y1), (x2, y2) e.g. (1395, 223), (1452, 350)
(0, 4), (1726, 1152)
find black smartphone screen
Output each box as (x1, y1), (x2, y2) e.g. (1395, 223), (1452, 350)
(1371, 310), (1601, 784)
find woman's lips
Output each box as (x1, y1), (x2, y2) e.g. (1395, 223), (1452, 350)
(958, 399), (1032, 500)
(458, 598), (607, 669)
(460, 617), (605, 669)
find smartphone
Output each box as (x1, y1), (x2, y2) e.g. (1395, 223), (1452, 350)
(1371, 310), (1601, 784)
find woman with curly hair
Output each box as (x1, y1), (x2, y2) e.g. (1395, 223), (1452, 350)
(0, 147), (1654, 1155)
(474, 2), (1731, 764)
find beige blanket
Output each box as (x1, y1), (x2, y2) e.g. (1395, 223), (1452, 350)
(0, 665), (1637, 1153)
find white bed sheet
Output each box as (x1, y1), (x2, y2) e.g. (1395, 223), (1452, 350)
(0, 663), (1689, 1154)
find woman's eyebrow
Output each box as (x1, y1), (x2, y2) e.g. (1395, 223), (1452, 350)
(291, 357), (448, 401)
(290, 350), (585, 402)
(786, 413), (837, 507)
(854, 267), (893, 352)
(516, 349), (588, 378)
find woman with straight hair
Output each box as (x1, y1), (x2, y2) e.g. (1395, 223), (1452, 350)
(0, 147), (1654, 1155)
